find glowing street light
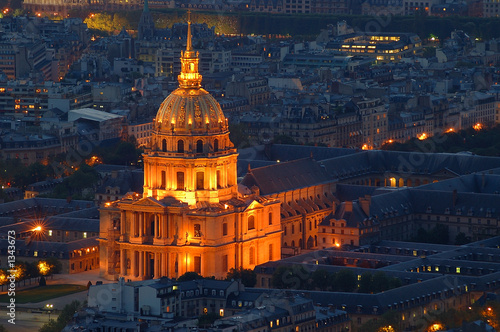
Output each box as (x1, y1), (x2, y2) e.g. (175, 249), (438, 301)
(45, 303), (54, 320)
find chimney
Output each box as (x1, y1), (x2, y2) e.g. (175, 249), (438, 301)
(359, 195), (371, 215)
(452, 189), (457, 207)
(344, 201), (353, 213)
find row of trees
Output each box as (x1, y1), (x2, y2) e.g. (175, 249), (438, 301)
(175, 268), (257, 287)
(271, 266), (402, 293)
(81, 8), (500, 40)
(0, 257), (62, 285)
(383, 126), (500, 157)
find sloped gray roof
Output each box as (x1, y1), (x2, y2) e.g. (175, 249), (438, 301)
(241, 158), (330, 195)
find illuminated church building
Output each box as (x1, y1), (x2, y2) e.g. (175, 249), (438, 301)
(99, 15), (281, 280)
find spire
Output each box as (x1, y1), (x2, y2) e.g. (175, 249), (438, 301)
(186, 10), (192, 52)
(144, 0), (149, 12)
(178, 10), (202, 89)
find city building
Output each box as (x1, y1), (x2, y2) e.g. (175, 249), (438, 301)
(0, 197), (99, 273)
(98, 15), (282, 281)
(325, 32), (423, 63)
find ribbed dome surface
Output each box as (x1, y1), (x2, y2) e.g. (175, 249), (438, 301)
(154, 87), (226, 133)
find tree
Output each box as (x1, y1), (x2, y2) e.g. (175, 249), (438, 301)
(44, 257), (62, 275)
(177, 271), (203, 282)
(334, 269), (357, 292)
(226, 268), (256, 287)
(271, 265), (311, 290)
(311, 269), (330, 291)
(455, 232), (471, 245)
(198, 312), (220, 328)
(38, 319), (59, 332)
(372, 272), (391, 293)
(358, 272), (373, 293)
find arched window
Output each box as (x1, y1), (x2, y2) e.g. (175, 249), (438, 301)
(249, 247), (255, 265)
(291, 240), (295, 247)
(248, 215), (255, 230)
(176, 172), (184, 190)
(268, 212), (273, 225)
(177, 140), (184, 153)
(197, 140), (203, 153)
(222, 223), (228, 236)
(214, 139), (219, 152)
(162, 139), (167, 152)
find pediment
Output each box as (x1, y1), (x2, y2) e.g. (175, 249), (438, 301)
(131, 196), (165, 208)
(244, 200), (265, 212)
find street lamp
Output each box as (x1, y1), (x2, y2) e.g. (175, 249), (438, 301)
(45, 303), (53, 320)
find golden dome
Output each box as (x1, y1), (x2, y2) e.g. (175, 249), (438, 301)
(153, 11), (227, 134)
(154, 87), (226, 133)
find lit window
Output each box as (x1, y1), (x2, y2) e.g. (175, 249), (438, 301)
(34, 251), (38, 257)
(83, 232), (87, 238)
(48, 230), (53, 236)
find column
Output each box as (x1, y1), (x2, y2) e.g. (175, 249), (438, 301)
(120, 211), (126, 235)
(132, 213), (137, 237)
(139, 250), (144, 279)
(161, 214), (168, 239)
(139, 213), (144, 237)
(154, 253), (160, 279)
(120, 249), (126, 276)
(155, 214), (159, 238)
(131, 250), (137, 277)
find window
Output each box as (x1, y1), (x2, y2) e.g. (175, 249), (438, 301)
(197, 140), (203, 153)
(214, 139), (218, 152)
(268, 212), (273, 225)
(177, 172), (184, 190)
(48, 230), (52, 236)
(222, 255), (228, 272)
(222, 223), (228, 236)
(269, 244), (273, 260)
(177, 140), (184, 153)
(83, 232), (87, 238)
(162, 139), (167, 152)
(194, 256), (201, 274)
(194, 224), (201, 237)
(161, 171), (166, 189)
(248, 215), (255, 230)
(196, 172), (204, 190)
(249, 247), (255, 265)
